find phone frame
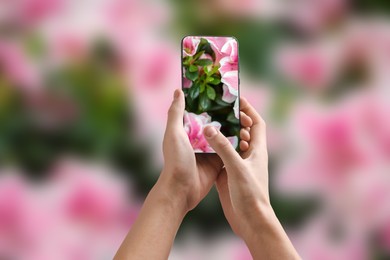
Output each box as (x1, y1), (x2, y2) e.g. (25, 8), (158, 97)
(181, 35), (241, 153)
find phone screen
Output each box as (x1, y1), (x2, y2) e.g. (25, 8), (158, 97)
(182, 36), (240, 153)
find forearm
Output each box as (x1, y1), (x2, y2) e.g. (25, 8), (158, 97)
(114, 178), (187, 260)
(242, 203), (301, 260)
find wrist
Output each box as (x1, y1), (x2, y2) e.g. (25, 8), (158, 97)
(240, 201), (279, 239)
(240, 202), (301, 260)
(149, 174), (189, 217)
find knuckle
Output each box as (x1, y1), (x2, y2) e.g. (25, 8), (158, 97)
(168, 104), (177, 116)
(259, 117), (266, 128)
(217, 136), (232, 150)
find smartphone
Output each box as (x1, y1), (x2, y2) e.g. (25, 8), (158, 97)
(181, 36), (240, 153)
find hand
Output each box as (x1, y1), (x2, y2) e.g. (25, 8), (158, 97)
(203, 97), (270, 236)
(204, 97), (301, 260)
(115, 89), (225, 260)
(157, 89), (224, 214)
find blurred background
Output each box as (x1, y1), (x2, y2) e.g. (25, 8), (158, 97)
(1, 0), (390, 259)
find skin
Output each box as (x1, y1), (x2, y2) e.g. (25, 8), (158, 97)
(114, 89), (301, 260)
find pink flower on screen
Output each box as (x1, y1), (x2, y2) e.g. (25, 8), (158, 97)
(233, 98), (239, 119)
(205, 37), (229, 62)
(218, 39), (239, 103)
(185, 37), (239, 105)
(184, 111), (238, 152)
(182, 73), (192, 88)
(183, 37), (200, 57)
(221, 71), (239, 103)
(199, 52), (214, 71)
(220, 39), (238, 70)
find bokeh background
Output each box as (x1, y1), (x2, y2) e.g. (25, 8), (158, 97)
(1, 0), (390, 259)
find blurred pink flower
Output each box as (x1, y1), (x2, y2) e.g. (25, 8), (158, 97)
(341, 20), (390, 87)
(233, 242), (252, 260)
(183, 37), (200, 57)
(356, 92), (390, 160)
(276, 99), (373, 194)
(49, 32), (88, 62)
(184, 111), (238, 152)
(346, 165), (390, 233)
(106, 0), (169, 46)
(276, 44), (340, 90)
(295, 215), (368, 260)
(0, 171), (55, 260)
(382, 220), (390, 251)
(283, 0), (347, 34)
(21, 0), (64, 24)
(0, 159), (140, 259)
(52, 159), (139, 229)
(0, 41), (41, 93)
(209, 0), (278, 19)
(127, 42), (181, 141)
(276, 91), (390, 258)
(0, 173), (32, 258)
(1, 0), (64, 26)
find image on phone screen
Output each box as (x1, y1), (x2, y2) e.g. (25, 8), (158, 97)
(182, 36), (240, 153)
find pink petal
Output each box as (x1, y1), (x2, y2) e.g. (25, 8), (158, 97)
(233, 98), (240, 119)
(183, 37), (200, 57)
(205, 37), (229, 62)
(221, 39), (238, 63)
(184, 111), (223, 152)
(219, 56), (238, 76)
(221, 71), (239, 103)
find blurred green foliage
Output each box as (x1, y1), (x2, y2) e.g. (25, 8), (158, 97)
(0, 39), (156, 194)
(354, 0), (390, 14)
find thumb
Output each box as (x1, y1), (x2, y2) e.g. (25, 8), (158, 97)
(204, 126), (241, 167)
(166, 89), (185, 130)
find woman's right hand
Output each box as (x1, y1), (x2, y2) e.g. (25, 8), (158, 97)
(203, 97), (301, 260)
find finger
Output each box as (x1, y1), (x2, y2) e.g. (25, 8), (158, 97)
(166, 89), (185, 131)
(240, 140), (249, 151)
(240, 128), (250, 142)
(240, 111), (253, 128)
(203, 126), (241, 167)
(240, 97), (266, 147)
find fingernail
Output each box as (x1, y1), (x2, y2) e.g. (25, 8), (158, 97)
(204, 126), (217, 138)
(174, 89), (180, 99)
